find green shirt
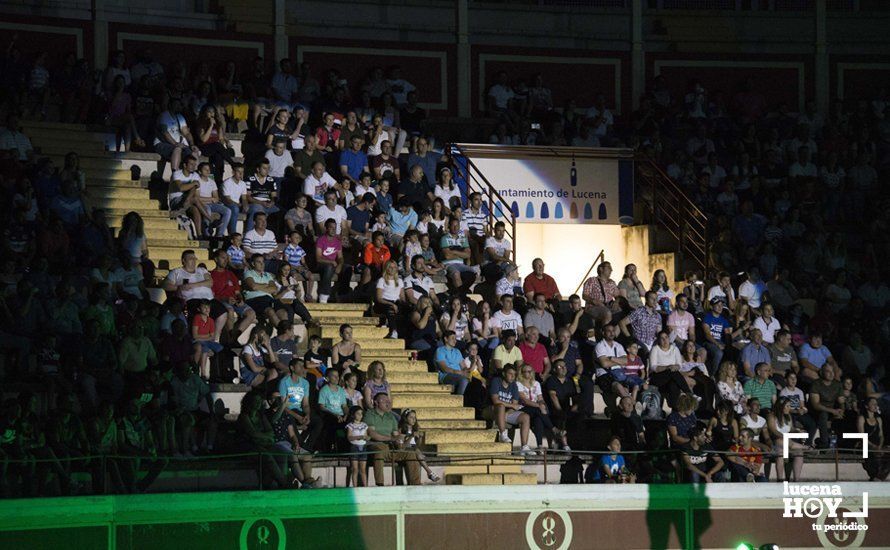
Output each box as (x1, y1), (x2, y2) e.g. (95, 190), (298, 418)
(318, 384), (348, 416)
(365, 408), (398, 439)
(743, 378), (777, 407)
(119, 336), (157, 373)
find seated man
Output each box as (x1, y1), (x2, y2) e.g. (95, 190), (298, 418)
(315, 218), (345, 304)
(440, 216), (480, 292)
(117, 398), (168, 493)
(491, 294), (524, 339)
(727, 428), (767, 482)
(681, 425), (725, 483)
(519, 326), (550, 379)
(799, 332), (841, 383)
(808, 366), (844, 449)
(168, 155), (207, 234)
(486, 364), (535, 455)
(523, 258), (561, 306)
(435, 330), (469, 395)
(582, 261), (622, 326)
(491, 329), (522, 375)
(244, 159), (279, 232)
(365, 393), (421, 486)
(195, 161), (231, 237)
(170, 361), (218, 455)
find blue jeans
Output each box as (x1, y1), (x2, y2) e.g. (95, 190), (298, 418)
(224, 203), (240, 235)
(439, 372), (469, 396)
(245, 204), (280, 232)
(206, 203), (232, 237)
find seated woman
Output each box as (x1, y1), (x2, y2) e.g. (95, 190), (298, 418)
(516, 362), (566, 452)
(332, 323), (362, 375)
(680, 339), (716, 417)
(706, 401), (739, 452)
(716, 361), (747, 416)
(408, 296), (440, 356)
(648, 331), (694, 410)
(273, 263), (313, 325)
(666, 393), (698, 447)
(240, 327), (279, 388)
(362, 361), (391, 409)
(767, 397), (805, 482)
(373, 260), (405, 338)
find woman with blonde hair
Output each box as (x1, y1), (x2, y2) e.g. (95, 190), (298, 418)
(373, 260), (405, 338)
(362, 360), (390, 409)
(716, 361), (746, 415)
(516, 362), (567, 451)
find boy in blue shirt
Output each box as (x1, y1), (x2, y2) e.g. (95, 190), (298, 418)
(277, 359), (322, 451)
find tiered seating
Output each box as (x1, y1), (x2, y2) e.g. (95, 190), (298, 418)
(307, 302), (537, 485)
(23, 121), (215, 275)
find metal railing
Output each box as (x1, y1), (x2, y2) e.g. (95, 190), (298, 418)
(450, 144), (518, 260)
(573, 249), (606, 296)
(635, 155), (709, 273)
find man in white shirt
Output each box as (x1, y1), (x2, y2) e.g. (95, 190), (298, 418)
(594, 324), (632, 406)
(221, 163), (247, 236)
(701, 153), (727, 190)
(483, 221), (513, 279)
(169, 155), (208, 234)
(242, 211), (280, 271)
(314, 189), (348, 238)
(737, 268), (764, 310)
(386, 66), (416, 107)
(491, 294), (524, 339)
(707, 271), (737, 309)
(403, 255), (439, 308)
(265, 139), (292, 179)
(788, 146), (818, 182)
(154, 98), (199, 171)
(163, 249), (228, 340)
(486, 71), (520, 129)
(584, 93), (614, 139)
(303, 161), (337, 206)
(195, 161), (231, 237)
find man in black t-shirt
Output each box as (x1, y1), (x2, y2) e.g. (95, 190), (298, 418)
(245, 158), (279, 232)
(681, 426), (725, 483)
(611, 396), (645, 451)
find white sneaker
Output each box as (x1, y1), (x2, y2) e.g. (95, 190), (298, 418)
(519, 445), (536, 456)
(319, 294), (329, 304)
(386, 330), (398, 339)
(498, 430), (512, 443)
(562, 444), (572, 452)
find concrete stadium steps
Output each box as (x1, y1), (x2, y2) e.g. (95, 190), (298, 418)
(87, 185), (153, 200)
(368, 361), (427, 373)
(420, 419), (486, 429)
(84, 196), (161, 210)
(306, 303), (368, 314)
(313, 316), (379, 326)
(385, 371), (439, 384)
(444, 464), (524, 475)
(392, 393), (464, 409)
(389, 383), (450, 394)
(354, 338), (411, 350)
(445, 473), (538, 485)
(434, 442), (513, 455)
(318, 325), (389, 339)
(424, 429), (498, 444)
(409, 407), (476, 420)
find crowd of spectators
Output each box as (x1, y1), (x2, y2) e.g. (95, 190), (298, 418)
(0, 43), (887, 496)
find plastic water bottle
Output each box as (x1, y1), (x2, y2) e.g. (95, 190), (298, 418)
(830, 434), (837, 448)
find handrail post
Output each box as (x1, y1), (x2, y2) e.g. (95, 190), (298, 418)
(543, 447), (547, 485)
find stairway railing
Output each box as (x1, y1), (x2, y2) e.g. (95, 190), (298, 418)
(449, 144), (518, 260)
(573, 249), (605, 296)
(635, 155), (709, 272)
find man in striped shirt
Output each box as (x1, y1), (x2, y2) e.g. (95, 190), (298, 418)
(464, 192), (488, 265)
(242, 211), (281, 272)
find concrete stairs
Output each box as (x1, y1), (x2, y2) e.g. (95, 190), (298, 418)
(306, 302), (537, 486)
(22, 120), (218, 274)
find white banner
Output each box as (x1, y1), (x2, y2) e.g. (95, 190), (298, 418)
(468, 156), (620, 224)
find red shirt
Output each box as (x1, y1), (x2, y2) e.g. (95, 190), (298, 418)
(519, 341), (549, 375)
(729, 444), (762, 464)
(192, 314), (215, 339)
(211, 268), (241, 301)
(363, 243), (391, 268)
(523, 273), (560, 300)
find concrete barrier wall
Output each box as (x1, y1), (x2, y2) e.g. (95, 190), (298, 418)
(1, 483), (888, 549)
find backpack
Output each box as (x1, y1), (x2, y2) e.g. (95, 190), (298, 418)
(175, 213), (197, 240)
(639, 388), (663, 420)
